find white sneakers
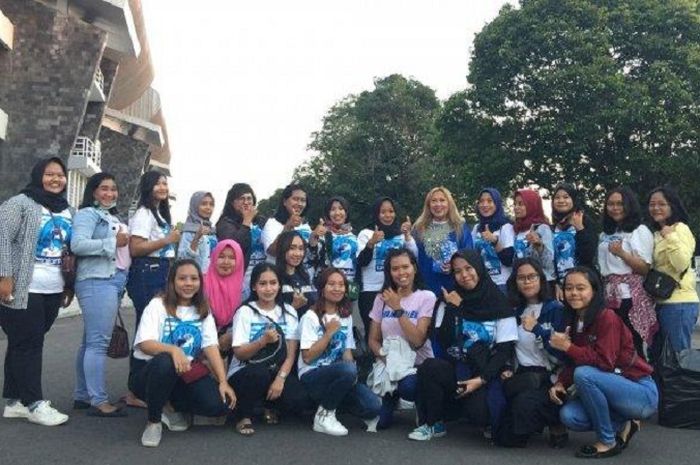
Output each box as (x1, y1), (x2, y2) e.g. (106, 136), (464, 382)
(3, 401), (30, 419)
(26, 401), (69, 426)
(161, 410), (189, 432)
(313, 406), (348, 436)
(141, 422), (163, 447)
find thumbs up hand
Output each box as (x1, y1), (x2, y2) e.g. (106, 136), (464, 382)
(550, 326), (572, 352)
(482, 224), (497, 245)
(312, 218), (327, 239)
(368, 225), (385, 247)
(401, 216), (412, 240)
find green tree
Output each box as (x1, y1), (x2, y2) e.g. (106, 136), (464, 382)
(445, 0), (700, 229)
(292, 74), (443, 226)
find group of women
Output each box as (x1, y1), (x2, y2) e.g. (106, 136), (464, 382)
(0, 157), (697, 457)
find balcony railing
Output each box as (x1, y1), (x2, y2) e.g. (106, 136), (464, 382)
(68, 137), (101, 176)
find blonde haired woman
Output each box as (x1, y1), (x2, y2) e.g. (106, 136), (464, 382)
(412, 187), (472, 295)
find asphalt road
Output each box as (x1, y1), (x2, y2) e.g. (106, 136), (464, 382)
(1, 308), (699, 465)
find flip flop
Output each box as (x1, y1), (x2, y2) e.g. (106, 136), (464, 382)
(263, 409), (279, 425)
(236, 419), (255, 436)
(575, 442), (622, 459)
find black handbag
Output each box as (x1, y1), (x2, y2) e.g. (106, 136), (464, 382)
(247, 304), (287, 372)
(643, 268), (688, 300)
(107, 310), (130, 359)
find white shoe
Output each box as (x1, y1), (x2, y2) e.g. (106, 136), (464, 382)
(364, 416), (379, 433)
(26, 401), (69, 426)
(398, 399), (415, 410)
(3, 401), (30, 419)
(313, 406), (348, 436)
(161, 410), (189, 431)
(141, 422), (163, 447)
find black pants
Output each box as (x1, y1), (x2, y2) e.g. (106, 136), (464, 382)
(227, 363), (312, 419)
(0, 293), (61, 405)
(416, 358), (490, 427)
(358, 291), (379, 341)
(128, 353), (229, 423)
(615, 298), (646, 359)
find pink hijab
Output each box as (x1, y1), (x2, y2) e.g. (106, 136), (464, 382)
(204, 239), (244, 329)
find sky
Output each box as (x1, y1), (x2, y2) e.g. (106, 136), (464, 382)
(142, 0), (515, 221)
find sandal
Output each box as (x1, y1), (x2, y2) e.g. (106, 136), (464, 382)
(575, 442), (622, 459)
(617, 420), (640, 450)
(263, 408), (279, 425)
(236, 419), (255, 436)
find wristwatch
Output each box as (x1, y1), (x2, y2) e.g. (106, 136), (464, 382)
(277, 370), (289, 380)
(392, 309), (405, 318)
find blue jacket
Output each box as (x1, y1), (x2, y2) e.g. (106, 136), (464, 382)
(515, 298), (566, 361)
(71, 207), (120, 282)
(178, 231), (217, 273)
(416, 223), (473, 295)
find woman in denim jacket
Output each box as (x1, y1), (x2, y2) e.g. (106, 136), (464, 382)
(71, 173), (130, 417)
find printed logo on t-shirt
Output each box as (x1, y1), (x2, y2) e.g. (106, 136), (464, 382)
(162, 317), (203, 359)
(207, 235), (218, 254)
(431, 240), (458, 274)
(553, 228), (577, 276)
(311, 324), (349, 367)
(514, 236), (528, 259)
(296, 226), (312, 242)
(160, 224), (175, 258)
(447, 320), (496, 359)
(331, 235), (358, 280)
(381, 309), (420, 320)
(35, 212), (71, 265)
(249, 321), (289, 342)
(249, 225), (266, 265)
(474, 233), (502, 276)
(374, 236), (404, 272)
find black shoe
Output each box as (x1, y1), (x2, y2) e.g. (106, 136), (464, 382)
(575, 442), (623, 459)
(616, 420), (640, 450)
(549, 431), (569, 449)
(86, 405), (128, 418)
(73, 400), (90, 410)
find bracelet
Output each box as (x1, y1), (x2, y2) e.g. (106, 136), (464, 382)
(277, 370), (288, 380)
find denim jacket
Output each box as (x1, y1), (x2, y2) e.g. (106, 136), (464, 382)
(178, 231), (217, 273)
(71, 207), (121, 281)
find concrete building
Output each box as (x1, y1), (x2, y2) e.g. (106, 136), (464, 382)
(0, 0), (171, 213)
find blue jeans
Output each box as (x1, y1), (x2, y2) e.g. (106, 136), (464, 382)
(74, 270), (128, 406)
(560, 366), (658, 446)
(126, 257), (170, 326)
(378, 373), (418, 429)
(301, 362), (381, 419)
(656, 302), (699, 352)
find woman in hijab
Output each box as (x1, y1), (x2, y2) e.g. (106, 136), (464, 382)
(408, 250), (517, 441)
(357, 197), (415, 337)
(178, 191), (217, 273)
(512, 189), (555, 287)
(0, 157), (73, 426)
(203, 239), (245, 351)
(550, 183), (597, 297)
(471, 188), (515, 293)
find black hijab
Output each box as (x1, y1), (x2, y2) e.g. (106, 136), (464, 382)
(19, 157), (70, 213)
(437, 249), (513, 350)
(368, 196), (402, 238)
(551, 183), (583, 225)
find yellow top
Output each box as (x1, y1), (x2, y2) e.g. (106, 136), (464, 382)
(653, 222), (699, 304)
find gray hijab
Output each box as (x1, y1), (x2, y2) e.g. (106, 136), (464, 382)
(183, 191), (215, 233)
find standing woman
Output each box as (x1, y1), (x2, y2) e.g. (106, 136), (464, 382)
(320, 196), (359, 285)
(71, 173), (130, 416)
(298, 267), (382, 436)
(276, 231), (318, 317)
(413, 187), (472, 296)
(550, 184), (596, 297)
(127, 171), (180, 327)
(512, 189), (555, 285)
(0, 157), (73, 426)
(598, 187), (656, 358)
(178, 191), (217, 273)
(550, 267), (657, 458)
(216, 183), (267, 299)
(203, 240), (245, 351)
(367, 248), (435, 430)
(262, 183), (324, 276)
(357, 197), (416, 337)
(496, 258), (566, 448)
(409, 250), (517, 441)
(647, 186), (698, 352)
(226, 263), (309, 435)
(472, 188), (515, 293)
(129, 259), (236, 447)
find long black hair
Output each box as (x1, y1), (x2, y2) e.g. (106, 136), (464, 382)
(562, 266), (605, 330)
(220, 182), (256, 224)
(602, 186), (642, 235)
(381, 247), (423, 292)
(137, 171), (171, 227)
(246, 262), (295, 318)
(79, 172), (119, 216)
(275, 230), (310, 283)
(506, 257), (551, 308)
(161, 259), (209, 320)
(274, 183), (308, 224)
(647, 186), (690, 231)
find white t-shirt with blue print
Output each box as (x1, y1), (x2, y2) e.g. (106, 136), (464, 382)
(471, 223), (515, 286)
(243, 223), (267, 299)
(328, 232), (358, 282)
(297, 312), (355, 377)
(227, 302), (299, 377)
(28, 207), (73, 294)
(261, 218), (315, 278)
(133, 298), (218, 361)
(129, 207), (175, 258)
(553, 225), (577, 279)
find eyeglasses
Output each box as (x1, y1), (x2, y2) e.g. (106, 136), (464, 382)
(516, 273), (540, 283)
(235, 195), (255, 203)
